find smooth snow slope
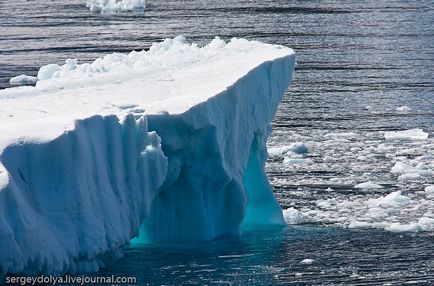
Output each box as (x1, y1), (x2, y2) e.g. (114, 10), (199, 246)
(0, 37), (295, 274)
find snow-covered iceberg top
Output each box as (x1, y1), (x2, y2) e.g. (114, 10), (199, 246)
(0, 36), (292, 150)
(0, 37), (295, 274)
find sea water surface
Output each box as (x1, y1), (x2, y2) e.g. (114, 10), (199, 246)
(1, 0), (433, 285)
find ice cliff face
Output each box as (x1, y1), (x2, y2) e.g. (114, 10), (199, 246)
(0, 37), (295, 274)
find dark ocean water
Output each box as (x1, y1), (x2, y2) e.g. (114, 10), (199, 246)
(1, 0), (433, 285)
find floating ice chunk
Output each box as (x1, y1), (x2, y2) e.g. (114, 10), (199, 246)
(425, 185), (434, 198)
(391, 161), (414, 174)
(354, 181), (383, 189)
(385, 223), (422, 233)
(288, 143), (309, 154)
(396, 105), (411, 113)
(391, 161), (433, 177)
(384, 128), (429, 140)
(300, 259), (314, 265)
(283, 157), (313, 165)
(348, 221), (389, 229)
(9, 75), (38, 86)
(86, 0), (146, 14)
(37, 64), (61, 81)
(417, 217), (434, 231)
(323, 155), (336, 163)
(89, 3), (102, 13)
(384, 217), (434, 232)
(283, 208), (305, 224)
(367, 191), (411, 208)
(398, 173), (422, 181)
(324, 132), (357, 138)
(268, 142), (308, 157)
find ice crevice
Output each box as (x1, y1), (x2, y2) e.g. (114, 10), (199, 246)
(0, 37), (295, 274)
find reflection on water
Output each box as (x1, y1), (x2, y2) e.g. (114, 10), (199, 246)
(100, 226), (434, 285)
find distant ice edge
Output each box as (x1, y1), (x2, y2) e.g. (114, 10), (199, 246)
(0, 53), (295, 273)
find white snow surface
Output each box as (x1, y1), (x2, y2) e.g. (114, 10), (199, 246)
(86, 0), (145, 14)
(0, 37), (295, 274)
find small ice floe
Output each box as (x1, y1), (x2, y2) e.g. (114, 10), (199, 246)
(283, 208), (305, 225)
(367, 191), (411, 208)
(398, 173), (421, 181)
(9, 75), (38, 86)
(391, 161), (430, 175)
(417, 217), (434, 231)
(300, 259), (314, 265)
(354, 181), (383, 190)
(268, 142), (308, 157)
(425, 185), (434, 198)
(86, 0), (146, 14)
(391, 161), (433, 180)
(283, 157), (313, 165)
(385, 223), (421, 233)
(348, 221), (389, 229)
(384, 128), (429, 140)
(396, 105), (411, 113)
(385, 217), (434, 233)
(37, 64), (61, 81)
(323, 155), (336, 163)
(324, 132), (357, 138)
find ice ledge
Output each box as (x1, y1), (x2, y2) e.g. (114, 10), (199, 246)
(0, 37), (295, 274)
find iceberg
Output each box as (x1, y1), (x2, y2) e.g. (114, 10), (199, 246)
(0, 36), (295, 274)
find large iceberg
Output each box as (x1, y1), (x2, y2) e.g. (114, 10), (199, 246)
(0, 36), (295, 274)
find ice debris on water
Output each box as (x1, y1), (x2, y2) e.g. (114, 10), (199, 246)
(396, 105), (411, 113)
(354, 181), (383, 190)
(267, 124), (433, 234)
(283, 208), (305, 225)
(384, 128), (429, 140)
(268, 142), (308, 157)
(86, 0), (146, 14)
(9, 75), (38, 86)
(300, 259), (314, 265)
